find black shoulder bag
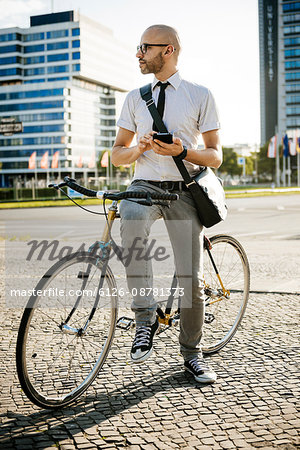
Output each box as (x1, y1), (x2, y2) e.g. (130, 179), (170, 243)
(140, 83), (227, 228)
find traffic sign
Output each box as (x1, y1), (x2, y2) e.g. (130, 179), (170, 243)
(0, 118), (23, 136)
(68, 187), (84, 198)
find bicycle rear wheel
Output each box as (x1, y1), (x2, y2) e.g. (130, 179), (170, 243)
(202, 235), (250, 354)
(16, 252), (118, 409)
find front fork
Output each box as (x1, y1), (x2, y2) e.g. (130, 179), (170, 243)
(60, 202), (118, 336)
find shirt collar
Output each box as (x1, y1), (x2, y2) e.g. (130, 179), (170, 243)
(152, 71), (182, 91)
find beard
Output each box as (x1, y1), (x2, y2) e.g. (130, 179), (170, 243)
(140, 52), (164, 74)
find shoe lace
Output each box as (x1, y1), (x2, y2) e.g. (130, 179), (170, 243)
(189, 356), (210, 372)
(133, 325), (151, 347)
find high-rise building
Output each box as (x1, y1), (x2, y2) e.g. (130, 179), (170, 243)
(259, 0), (300, 144)
(0, 11), (134, 187)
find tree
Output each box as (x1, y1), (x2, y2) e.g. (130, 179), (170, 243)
(256, 142), (276, 181)
(219, 147), (242, 176)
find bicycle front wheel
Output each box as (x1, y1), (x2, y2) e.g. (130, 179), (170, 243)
(202, 235), (250, 354)
(16, 252), (118, 409)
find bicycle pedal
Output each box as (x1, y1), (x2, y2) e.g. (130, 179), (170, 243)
(116, 316), (135, 330)
(204, 312), (215, 324)
(77, 271), (89, 279)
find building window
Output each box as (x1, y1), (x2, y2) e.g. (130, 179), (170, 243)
(47, 53), (69, 62)
(283, 2), (300, 13)
(24, 67), (45, 76)
(0, 56), (22, 65)
(286, 94), (300, 103)
(285, 49), (300, 58)
(0, 100), (64, 112)
(24, 44), (45, 53)
(24, 55), (45, 64)
(23, 32), (45, 41)
(285, 60), (300, 70)
(47, 29), (69, 39)
(3, 112), (65, 122)
(23, 124), (65, 133)
(283, 13), (300, 23)
(100, 97), (116, 105)
(0, 33), (22, 42)
(24, 79), (45, 84)
(72, 40), (80, 48)
(287, 117), (300, 126)
(72, 63), (80, 71)
(284, 37), (300, 47)
(284, 25), (300, 34)
(0, 67), (22, 76)
(100, 108), (116, 115)
(0, 136), (63, 146)
(0, 44), (23, 54)
(72, 28), (80, 36)
(286, 106), (300, 115)
(286, 83), (300, 92)
(72, 52), (80, 60)
(102, 130), (116, 137)
(99, 140), (111, 147)
(100, 119), (116, 126)
(47, 65), (69, 74)
(48, 76), (70, 81)
(286, 72), (300, 81)
(0, 149), (62, 158)
(47, 41), (69, 51)
(0, 88), (64, 100)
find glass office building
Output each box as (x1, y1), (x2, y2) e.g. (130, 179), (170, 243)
(259, 0), (300, 143)
(0, 11), (134, 187)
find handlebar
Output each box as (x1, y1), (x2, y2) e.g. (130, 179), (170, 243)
(49, 177), (179, 202)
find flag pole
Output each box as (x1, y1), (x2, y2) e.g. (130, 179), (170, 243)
(95, 155), (99, 189)
(106, 154), (109, 187)
(297, 152), (300, 187)
(275, 126), (280, 187)
(282, 151), (286, 187)
(109, 149), (112, 189)
(58, 154), (61, 197)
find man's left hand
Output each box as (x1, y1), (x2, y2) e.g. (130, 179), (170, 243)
(146, 132), (184, 157)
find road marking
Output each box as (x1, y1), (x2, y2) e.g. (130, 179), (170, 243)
(277, 205), (285, 210)
(270, 233), (299, 240)
(234, 230), (274, 237)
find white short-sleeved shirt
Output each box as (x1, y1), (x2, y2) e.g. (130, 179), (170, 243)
(117, 71), (220, 181)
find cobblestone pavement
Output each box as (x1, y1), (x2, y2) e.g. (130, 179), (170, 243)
(1, 197), (300, 449)
(0, 289), (299, 449)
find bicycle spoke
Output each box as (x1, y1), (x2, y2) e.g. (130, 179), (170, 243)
(202, 235), (249, 354)
(17, 254), (118, 408)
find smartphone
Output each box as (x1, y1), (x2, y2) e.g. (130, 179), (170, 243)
(153, 132), (173, 144)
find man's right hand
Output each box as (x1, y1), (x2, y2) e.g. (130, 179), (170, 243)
(112, 128), (153, 167)
(137, 132), (154, 154)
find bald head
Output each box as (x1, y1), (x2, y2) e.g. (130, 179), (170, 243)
(142, 24), (181, 61)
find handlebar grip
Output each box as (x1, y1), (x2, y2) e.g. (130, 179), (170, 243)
(113, 191), (178, 201)
(63, 177), (97, 197)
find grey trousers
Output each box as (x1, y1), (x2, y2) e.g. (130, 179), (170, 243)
(119, 180), (205, 361)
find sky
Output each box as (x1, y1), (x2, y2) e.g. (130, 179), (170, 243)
(0, 0), (260, 146)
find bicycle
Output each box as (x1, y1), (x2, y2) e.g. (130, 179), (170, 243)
(16, 176), (250, 409)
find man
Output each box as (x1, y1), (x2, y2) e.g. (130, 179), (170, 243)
(112, 24), (222, 384)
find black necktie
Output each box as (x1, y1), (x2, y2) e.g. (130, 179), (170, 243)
(153, 81), (170, 131)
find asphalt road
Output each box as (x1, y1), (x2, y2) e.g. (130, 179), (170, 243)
(1, 194), (300, 293)
(0, 195), (299, 449)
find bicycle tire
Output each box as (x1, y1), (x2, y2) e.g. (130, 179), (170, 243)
(16, 252), (118, 409)
(202, 234), (250, 354)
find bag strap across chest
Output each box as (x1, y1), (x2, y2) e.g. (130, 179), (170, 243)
(139, 83), (193, 184)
